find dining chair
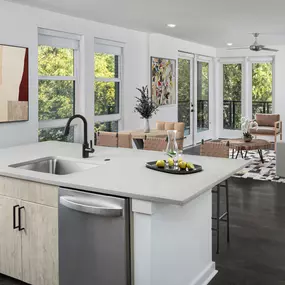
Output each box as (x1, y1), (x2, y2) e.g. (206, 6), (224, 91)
(200, 140), (230, 254)
(95, 131), (118, 147)
(143, 137), (167, 152)
(118, 132), (132, 148)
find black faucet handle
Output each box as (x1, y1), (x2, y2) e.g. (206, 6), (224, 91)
(89, 140), (95, 153)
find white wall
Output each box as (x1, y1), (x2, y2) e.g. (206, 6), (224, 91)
(0, 1), (218, 148)
(216, 47), (285, 138)
(0, 0), (149, 148)
(148, 34), (216, 130)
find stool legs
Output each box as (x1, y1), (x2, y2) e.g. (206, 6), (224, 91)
(225, 179), (230, 243)
(216, 185), (220, 254)
(213, 180), (230, 254)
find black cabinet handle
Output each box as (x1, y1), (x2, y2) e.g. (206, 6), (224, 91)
(13, 205), (19, 229)
(18, 206), (25, 231)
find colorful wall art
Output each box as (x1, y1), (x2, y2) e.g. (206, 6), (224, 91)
(0, 45), (29, 123)
(151, 57), (176, 106)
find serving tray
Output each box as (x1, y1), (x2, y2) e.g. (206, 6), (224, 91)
(146, 161), (203, 175)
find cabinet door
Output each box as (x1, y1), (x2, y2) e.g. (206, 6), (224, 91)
(21, 201), (58, 285)
(0, 195), (22, 280)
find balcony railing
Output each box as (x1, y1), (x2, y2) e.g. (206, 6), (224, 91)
(223, 100), (272, 130)
(178, 100), (272, 131)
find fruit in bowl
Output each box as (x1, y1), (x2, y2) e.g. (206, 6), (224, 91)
(168, 158), (174, 167)
(156, 160), (165, 168)
(187, 162), (195, 170)
(178, 161), (187, 169)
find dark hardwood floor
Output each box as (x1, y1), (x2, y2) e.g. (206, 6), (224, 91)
(1, 146), (285, 284)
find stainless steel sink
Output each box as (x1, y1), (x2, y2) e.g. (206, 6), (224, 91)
(9, 157), (99, 175)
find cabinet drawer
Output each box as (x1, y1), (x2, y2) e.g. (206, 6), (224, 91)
(0, 176), (58, 208)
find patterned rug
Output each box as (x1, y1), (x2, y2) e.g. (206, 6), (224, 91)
(231, 149), (285, 183)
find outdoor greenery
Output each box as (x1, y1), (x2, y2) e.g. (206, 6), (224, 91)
(223, 62), (272, 129)
(38, 47), (119, 141)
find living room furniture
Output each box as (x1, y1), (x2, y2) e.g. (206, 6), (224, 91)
(276, 142), (285, 178)
(156, 121), (185, 150)
(95, 131), (118, 147)
(250, 113), (282, 151)
(200, 141), (230, 254)
(143, 137), (167, 151)
(95, 132), (132, 148)
(225, 138), (271, 163)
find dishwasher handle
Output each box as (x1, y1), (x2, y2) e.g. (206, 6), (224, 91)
(60, 196), (123, 217)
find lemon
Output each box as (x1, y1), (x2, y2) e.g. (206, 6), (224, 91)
(168, 158), (174, 167)
(156, 160), (165, 168)
(178, 158), (183, 163)
(187, 162), (195, 169)
(178, 161), (187, 169)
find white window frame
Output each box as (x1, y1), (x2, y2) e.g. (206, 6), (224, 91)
(38, 28), (80, 139)
(94, 39), (124, 130)
(219, 56), (275, 138)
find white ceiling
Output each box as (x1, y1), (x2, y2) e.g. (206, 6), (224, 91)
(7, 0), (285, 47)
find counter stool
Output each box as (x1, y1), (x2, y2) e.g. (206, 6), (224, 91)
(200, 140), (230, 254)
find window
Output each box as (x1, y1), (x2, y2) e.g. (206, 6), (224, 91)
(197, 61), (209, 132)
(38, 29), (80, 142)
(94, 121), (119, 133)
(252, 62), (273, 118)
(94, 40), (123, 136)
(223, 63), (242, 129)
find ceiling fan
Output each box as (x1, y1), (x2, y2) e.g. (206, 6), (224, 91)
(227, 33), (278, 52)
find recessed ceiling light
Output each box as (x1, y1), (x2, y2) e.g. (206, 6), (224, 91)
(167, 24), (176, 28)
(227, 43), (233, 46)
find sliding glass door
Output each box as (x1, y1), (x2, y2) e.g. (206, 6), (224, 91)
(178, 54), (213, 146)
(178, 55), (194, 146)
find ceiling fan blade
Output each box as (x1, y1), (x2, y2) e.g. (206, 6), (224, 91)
(227, 47), (249, 50)
(260, 47), (279, 52)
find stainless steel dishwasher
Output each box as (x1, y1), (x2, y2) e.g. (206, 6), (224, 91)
(59, 187), (131, 285)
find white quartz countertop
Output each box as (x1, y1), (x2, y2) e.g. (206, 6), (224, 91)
(0, 141), (250, 205)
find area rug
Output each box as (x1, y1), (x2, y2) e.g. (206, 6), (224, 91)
(231, 149), (285, 183)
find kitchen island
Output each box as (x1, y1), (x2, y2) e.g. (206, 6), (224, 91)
(0, 142), (249, 285)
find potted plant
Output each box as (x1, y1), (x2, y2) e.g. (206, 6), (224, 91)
(241, 117), (256, 142)
(134, 86), (159, 133)
(243, 131), (253, 143)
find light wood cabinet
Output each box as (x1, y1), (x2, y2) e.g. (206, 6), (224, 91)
(0, 176), (59, 285)
(0, 195), (22, 280)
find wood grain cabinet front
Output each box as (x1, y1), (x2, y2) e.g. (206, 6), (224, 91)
(0, 177), (59, 285)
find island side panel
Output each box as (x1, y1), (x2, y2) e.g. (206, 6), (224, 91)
(132, 190), (217, 285)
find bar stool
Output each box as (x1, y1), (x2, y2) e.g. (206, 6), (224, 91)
(200, 140), (230, 254)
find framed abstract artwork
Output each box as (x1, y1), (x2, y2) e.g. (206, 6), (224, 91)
(151, 57), (176, 106)
(0, 44), (29, 123)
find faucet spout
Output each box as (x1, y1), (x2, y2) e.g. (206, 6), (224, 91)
(64, 114), (94, 158)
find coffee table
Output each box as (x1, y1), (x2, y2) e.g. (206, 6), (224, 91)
(224, 139), (271, 163)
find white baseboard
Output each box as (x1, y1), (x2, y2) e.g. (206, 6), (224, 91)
(190, 262), (218, 285)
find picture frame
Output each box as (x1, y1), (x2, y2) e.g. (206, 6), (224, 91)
(150, 56), (176, 106)
(0, 44), (29, 124)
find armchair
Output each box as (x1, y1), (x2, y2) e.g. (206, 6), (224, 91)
(249, 114), (283, 151)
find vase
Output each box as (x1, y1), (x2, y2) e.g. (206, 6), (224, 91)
(165, 130), (178, 159)
(144, 118), (150, 133)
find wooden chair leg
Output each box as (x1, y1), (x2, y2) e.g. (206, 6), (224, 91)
(275, 135), (277, 152)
